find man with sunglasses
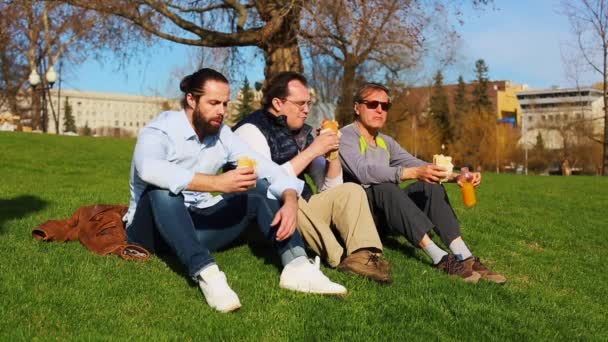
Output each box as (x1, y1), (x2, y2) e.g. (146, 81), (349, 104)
(234, 72), (391, 283)
(340, 82), (506, 284)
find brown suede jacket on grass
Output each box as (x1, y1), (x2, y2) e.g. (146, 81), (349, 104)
(32, 204), (150, 261)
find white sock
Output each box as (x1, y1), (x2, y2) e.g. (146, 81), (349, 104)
(449, 239), (473, 261)
(198, 264), (220, 280)
(286, 256), (309, 267)
(422, 241), (448, 265)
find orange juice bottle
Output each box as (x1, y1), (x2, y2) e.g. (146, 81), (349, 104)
(460, 167), (477, 207)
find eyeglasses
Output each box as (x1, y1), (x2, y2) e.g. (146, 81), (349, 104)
(359, 100), (391, 111)
(282, 98), (313, 110)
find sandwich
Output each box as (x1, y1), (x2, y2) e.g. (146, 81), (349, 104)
(237, 156), (257, 170)
(432, 154), (453, 183)
(321, 119), (341, 161)
(237, 156), (257, 188)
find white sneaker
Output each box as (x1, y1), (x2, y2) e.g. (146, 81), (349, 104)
(279, 256), (347, 296)
(198, 265), (241, 313)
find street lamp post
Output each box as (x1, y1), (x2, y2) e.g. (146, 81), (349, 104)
(28, 64), (58, 133)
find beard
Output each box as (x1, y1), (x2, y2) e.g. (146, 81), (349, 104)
(192, 107), (221, 138)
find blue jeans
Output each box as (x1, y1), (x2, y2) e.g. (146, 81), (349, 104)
(127, 180), (307, 280)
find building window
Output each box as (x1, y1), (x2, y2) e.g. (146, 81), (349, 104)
(541, 115), (546, 121)
(115, 120), (119, 126)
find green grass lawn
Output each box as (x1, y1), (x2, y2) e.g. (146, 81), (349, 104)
(1, 131), (607, 340)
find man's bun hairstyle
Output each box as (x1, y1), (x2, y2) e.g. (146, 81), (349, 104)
(180, 68), (229, 109)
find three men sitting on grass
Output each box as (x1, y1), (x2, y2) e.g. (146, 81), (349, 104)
(125, 68), (505, 313)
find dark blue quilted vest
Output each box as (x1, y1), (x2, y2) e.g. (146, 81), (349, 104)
(234, 109), (314, 200)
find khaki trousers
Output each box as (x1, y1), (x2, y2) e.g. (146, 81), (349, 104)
(297, 182), (383, 267)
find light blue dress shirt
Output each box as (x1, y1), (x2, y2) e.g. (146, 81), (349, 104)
(125, 110), (304, 226)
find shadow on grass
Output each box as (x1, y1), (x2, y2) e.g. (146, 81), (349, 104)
(243, 226), (284, 269)
(157, 226), (425, 286)
(155, 224), (283, 287)
(381, 235), (419, 259)
(0, 195), (48, 234)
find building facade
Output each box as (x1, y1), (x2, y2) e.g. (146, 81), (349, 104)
(516, 87), (604, 149)
(45, 89), (179, 136)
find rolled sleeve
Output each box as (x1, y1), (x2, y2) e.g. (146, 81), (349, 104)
(321, 171), (343, 192)
(134, 128), (195, 194)
(224, 126), (303, 199)
(281, 162), (297, 178)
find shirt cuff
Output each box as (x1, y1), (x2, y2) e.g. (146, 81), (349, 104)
(281, 162), (297, 178)
(320, 171), (343, 192)
(267, 177), (304, 200)
(395, 166), (403, 184)
(169, 169), (196, 195)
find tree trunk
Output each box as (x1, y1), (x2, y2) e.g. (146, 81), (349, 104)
(262, 43), (302, 81)
(603, 85), (608, 175)
(335, 61), (357, 126)
(603, 41), (608, 175)
(257, 0), (303, 81)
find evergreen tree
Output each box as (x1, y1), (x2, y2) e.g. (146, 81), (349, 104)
(472, 59), (492, 115)
(83, 121), (92, 136)
(234, 78), (255, 124)
(452, 75), (468, 141)
(429, 70), (452, 144)
(62, 97), (76, 133)
(534, 131), (545, 151)
(454, 75), (468, 117)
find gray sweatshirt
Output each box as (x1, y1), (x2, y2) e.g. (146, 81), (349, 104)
(339, 123), (428, 186)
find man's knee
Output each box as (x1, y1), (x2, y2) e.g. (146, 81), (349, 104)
(422, 182), (448, 197)
(373, 183), (402, 199)
(144, 187), (183, 207)
(339, 182), (366, 197)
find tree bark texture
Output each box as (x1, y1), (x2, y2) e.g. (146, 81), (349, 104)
(335, 62), (357, 127)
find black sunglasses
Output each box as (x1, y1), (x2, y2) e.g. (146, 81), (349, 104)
(360, 100), (391, 111)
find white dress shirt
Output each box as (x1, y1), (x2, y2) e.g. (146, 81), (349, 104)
(125, 110), (303, 226)
(234, 123), (342, 193)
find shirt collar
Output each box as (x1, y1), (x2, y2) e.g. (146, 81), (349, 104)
(176, 109), (198, 141)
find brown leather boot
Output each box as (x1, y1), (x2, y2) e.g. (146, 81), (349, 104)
(337, 250), (392, 284)
(462, 257), (507, 284)
(434, 254), (481, 283)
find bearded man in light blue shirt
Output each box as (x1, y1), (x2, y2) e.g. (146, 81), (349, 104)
(125, 68), (346, 313)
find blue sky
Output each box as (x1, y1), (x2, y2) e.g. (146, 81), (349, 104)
(63, 0), (598, 97)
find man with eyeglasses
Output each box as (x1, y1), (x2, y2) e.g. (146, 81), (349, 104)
(340, 82), (506, 284)
(234, 72), (391, 283)
(125, 68), (347, 314)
